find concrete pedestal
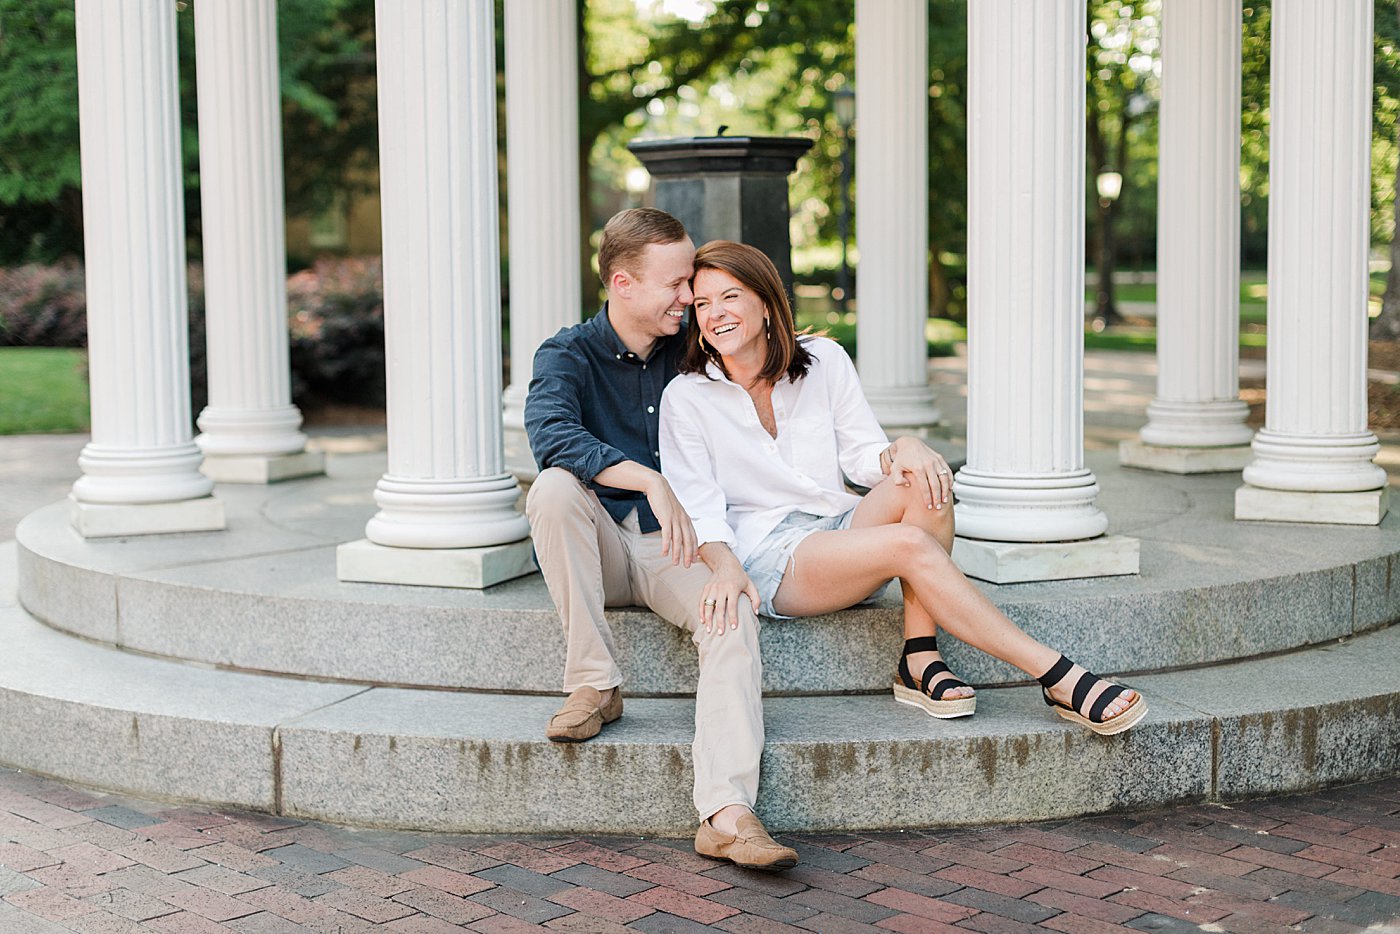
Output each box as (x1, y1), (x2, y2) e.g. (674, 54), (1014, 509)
(1235, 485), (1389, 526)
(952, 535), (1140, 584)
(337, 538), (536, 590)
(202, 451), (326, 484)
(1119, 441), (1252, 475)
(68, 495), (226, 539)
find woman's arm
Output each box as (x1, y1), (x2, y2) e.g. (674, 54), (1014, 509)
(658, 385), (739, 551)
(821, 339), (892, 489)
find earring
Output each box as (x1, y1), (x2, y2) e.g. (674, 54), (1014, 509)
(765, 317), (771, 340)
(699, 333), (709, 353)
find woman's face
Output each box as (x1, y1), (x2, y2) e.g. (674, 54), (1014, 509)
(692, 268), (768, 362)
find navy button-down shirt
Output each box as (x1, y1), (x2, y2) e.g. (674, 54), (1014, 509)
(524, 305), (684, 533)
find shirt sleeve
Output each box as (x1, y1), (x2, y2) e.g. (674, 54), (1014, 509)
(659, 382), (738, 548)
(524, 337), (629, 483)
(822, 339), (889, 489)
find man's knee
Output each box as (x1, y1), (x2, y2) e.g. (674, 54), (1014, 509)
(526, 467), (588, 524)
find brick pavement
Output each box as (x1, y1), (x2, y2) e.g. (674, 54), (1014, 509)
(1, 769), (1398, 933)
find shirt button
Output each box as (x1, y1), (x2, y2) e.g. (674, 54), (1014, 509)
(647, 405), (655, 414)
(615, 354), (621, 360)
(654, 451), (660, 458)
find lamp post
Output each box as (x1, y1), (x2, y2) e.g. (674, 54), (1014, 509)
(833, 88), (855, 312)
(1091, 168), (1123, 331)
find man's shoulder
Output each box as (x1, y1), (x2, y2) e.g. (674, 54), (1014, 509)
(538, 318), (596, 353)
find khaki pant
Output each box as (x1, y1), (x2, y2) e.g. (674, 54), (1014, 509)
(526, 468), (764, 820)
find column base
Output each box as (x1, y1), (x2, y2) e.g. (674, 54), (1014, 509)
(951, 535), (1140, 584)
(337, 538), (537, 589)
(1234, 484), (1390, 526)
(1119, 441), (1252, 475)
(864, 384), (942, 433)
(502, 423), (539, 486)
(69, 494), (227, 539)
(200, 450), (326, 484)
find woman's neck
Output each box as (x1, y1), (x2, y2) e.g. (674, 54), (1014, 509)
(720, 346), (768, 391)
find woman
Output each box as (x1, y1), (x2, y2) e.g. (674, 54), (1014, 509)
(659, 241), (1146, 735)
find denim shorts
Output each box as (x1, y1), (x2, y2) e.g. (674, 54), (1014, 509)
(743, 508), (886, 618)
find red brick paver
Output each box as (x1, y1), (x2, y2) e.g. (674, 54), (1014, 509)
(1, 768), (1400, 931)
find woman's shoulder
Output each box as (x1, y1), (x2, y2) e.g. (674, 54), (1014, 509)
(797, 334), (855, 371)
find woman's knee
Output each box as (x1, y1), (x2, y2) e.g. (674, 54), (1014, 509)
(525, 467), (589, 523)
(886, 524), (949, 574)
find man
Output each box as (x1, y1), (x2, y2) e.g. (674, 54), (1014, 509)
(525, 208), (797, 871)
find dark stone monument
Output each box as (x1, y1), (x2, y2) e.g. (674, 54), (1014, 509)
(627, 135), (813, 296)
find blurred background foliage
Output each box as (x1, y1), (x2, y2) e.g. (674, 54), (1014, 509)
(4, 0), (1400, 327)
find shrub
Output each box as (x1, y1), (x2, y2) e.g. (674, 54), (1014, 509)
(0, 257), (390, 416)
(287, 257), (385, 407)
(0, 259), (87, 347)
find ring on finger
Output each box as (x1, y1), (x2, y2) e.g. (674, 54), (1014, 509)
(703, 598), (717, 607)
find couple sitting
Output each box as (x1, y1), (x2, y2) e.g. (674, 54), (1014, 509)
(524, 208), (1147, 872)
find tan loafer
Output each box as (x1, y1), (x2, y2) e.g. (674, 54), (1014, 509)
(546, 686), (622, 742)
(695, 814), (798, 871)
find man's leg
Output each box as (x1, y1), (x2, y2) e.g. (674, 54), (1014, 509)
(527, 468), (632, 739)
(623, 520), (795, 869)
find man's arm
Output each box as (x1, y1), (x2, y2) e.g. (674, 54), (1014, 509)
(593, 461), (697, 567)
(524, 338), (629, 483)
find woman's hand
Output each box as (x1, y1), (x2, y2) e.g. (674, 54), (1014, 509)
(887, 436), (953, 510)
(697, 542), (760, 635)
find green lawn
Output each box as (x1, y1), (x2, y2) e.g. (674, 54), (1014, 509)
(0, 347), (90, 434)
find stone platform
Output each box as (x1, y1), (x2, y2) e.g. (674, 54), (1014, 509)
(3, 445), (1400, 834)
(12, 450), (1400, 694)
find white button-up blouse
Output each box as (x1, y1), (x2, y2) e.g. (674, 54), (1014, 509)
(658, 336), (890, 564)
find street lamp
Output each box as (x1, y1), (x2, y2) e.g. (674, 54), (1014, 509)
(833, 87), (855, 313)
(1096, 170), (1123, 205)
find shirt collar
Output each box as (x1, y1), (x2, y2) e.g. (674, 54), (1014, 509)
(594, 304), (649, 365)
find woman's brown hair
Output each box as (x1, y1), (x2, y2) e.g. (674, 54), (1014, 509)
(679, 240), (815, 384)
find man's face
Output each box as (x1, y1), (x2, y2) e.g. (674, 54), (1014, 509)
(613, 238), (695, 342)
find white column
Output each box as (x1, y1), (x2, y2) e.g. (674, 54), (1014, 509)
(501, 0), (581, 482)
(69, 0), (224, 539)
(951, 0), (1137, 583)
(853, 0), (940, 431)
(1120, 0), (1252, 474)
(1236, 0), (1388, 525)
(337, 0), (533, 589)
(193, 0), (324, 484)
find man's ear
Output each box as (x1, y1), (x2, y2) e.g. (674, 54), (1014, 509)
(610, 270), (632, 297)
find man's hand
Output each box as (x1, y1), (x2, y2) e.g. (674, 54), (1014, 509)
(697, 543), (760, 635)
(593, 461), (699, 567)
(887, 436), (954, 510)
(644, 472), (698, 567)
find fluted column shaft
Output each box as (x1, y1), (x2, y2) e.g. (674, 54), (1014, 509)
(1242, 0), (1385, 493)
(193, 0), (309, 459)
(956, 0), (1106, 543)
(853, 0), (940, 429)
(71, 0), (213, 507)
(1141, 0), (1252, 448)
(502, 0), (581, 434)
(366, 0), (529, 548)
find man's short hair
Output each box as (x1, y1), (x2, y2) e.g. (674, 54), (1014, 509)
(598, 208), (688, 288)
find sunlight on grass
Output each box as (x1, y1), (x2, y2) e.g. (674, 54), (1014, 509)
(0, 347), (90, 434)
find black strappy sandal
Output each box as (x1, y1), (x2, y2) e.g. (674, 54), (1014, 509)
(891, 636), (976, 719)
(1036, 654), (1147, 736)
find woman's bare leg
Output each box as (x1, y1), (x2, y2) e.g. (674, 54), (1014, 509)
(848, 478), (969, 697)
(771, 524), (1137, 719)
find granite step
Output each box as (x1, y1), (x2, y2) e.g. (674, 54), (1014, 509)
(1, 570), (1396, 835)
(14, 446), (1400, 695)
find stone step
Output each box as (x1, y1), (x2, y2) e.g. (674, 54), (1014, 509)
(14, 448), (1400, 694)
(1, 577), (1396, 835)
